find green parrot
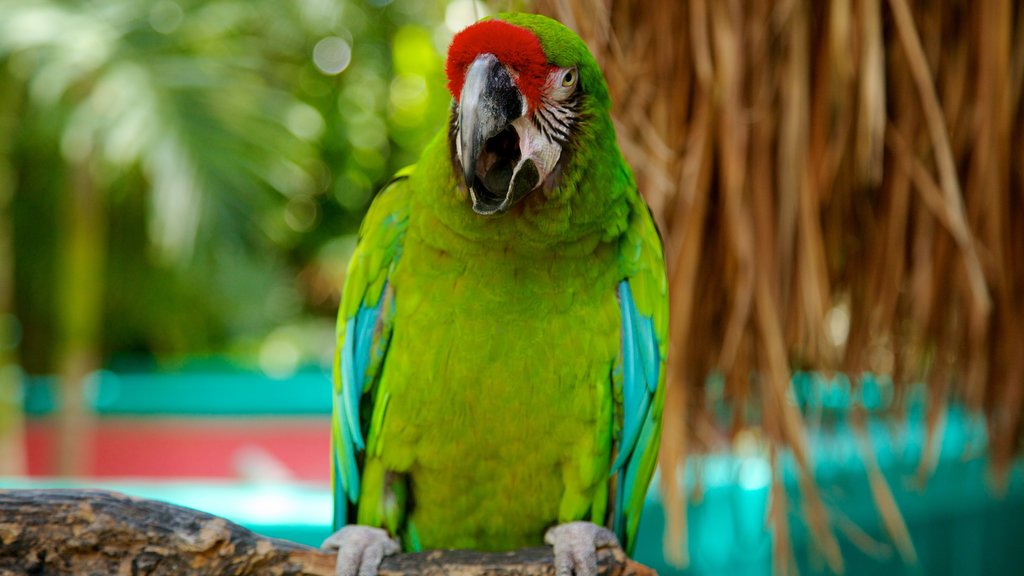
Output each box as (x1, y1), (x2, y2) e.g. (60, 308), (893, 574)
(322, 13), (667, 576)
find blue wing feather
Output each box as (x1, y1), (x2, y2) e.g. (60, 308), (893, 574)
(611, 279), (663, 549)
(331, 423), (347, 526)
(611, 281), (656, 472)
(341, 319), (363, 451)
(614, 282), (638, 470)
(621, 408), (658, 511)
(333, 379), (361, 512)
(341, 302), (382, 452)
(341, 297), (382, 454)
(354, 304), (380, 394)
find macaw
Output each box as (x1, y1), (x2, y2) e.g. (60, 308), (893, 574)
(322, 13), (667, 576)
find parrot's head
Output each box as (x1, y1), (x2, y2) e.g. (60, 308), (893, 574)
(446, 13), (610, 216)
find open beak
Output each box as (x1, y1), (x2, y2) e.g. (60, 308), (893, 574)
(457, 54), (562, 215)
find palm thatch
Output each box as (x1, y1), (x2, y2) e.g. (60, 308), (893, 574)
(533, 0), (1023, 572)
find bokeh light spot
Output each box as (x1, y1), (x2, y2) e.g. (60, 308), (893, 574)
(284, 195), (319, 233)
(286, 102), (325, 141)
(389, 74), (427, 127)
(444, 0), (490, 33)
(259, 337), (301, 379)
(313, 36), (352, 75)
(150, 1), (184, 35)
(826, 303), (850, 347)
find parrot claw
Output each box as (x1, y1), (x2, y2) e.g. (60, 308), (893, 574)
(544, 521), (621, 576)
(321, 525), (400, 576)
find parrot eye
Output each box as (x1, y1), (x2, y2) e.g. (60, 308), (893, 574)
(547, 66), (579, 102)
(561, 68), (577, 87)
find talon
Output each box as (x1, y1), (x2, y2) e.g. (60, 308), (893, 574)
(544, 521), (621, 576)
(322, 525), (400, 576)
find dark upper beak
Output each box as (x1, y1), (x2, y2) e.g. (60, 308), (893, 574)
(458, 54), (525, 214)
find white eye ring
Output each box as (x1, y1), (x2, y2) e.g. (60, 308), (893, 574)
(561, 68), (577, 87)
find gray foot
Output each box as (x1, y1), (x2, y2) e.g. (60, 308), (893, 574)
(544, 521), (621, 576)
(321, 525), (400, 576)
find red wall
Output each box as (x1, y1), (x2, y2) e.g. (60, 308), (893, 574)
(26, 417), (331, 481)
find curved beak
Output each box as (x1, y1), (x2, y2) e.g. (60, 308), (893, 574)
(457, 54), (556, 215)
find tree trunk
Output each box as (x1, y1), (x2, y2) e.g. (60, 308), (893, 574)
(0, 489), (656, 576)
(54, 158), (105, 476)
(0, 72), (25, 476)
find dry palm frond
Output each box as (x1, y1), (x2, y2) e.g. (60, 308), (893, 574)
(533, 0), (1024, 571)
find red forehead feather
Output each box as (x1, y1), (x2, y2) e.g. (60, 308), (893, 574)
(446, 20), (550, 108)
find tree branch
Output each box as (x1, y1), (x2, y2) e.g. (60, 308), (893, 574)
(0, 489), (656, 576)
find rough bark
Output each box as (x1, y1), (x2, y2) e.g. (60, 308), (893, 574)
(0, 489), (656, 576)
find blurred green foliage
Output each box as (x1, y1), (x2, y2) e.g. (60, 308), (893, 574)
(0, 0), (488, 375)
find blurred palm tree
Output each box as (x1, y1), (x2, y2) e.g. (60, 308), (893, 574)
(0, 0), (455, 476)
(0, 0), (336, 475)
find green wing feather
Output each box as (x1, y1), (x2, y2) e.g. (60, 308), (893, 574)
(332, 167), (413, 530)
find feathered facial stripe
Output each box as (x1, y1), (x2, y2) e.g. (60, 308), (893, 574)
(533, 93), (579, 147)
(529, 67), (581, 147)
